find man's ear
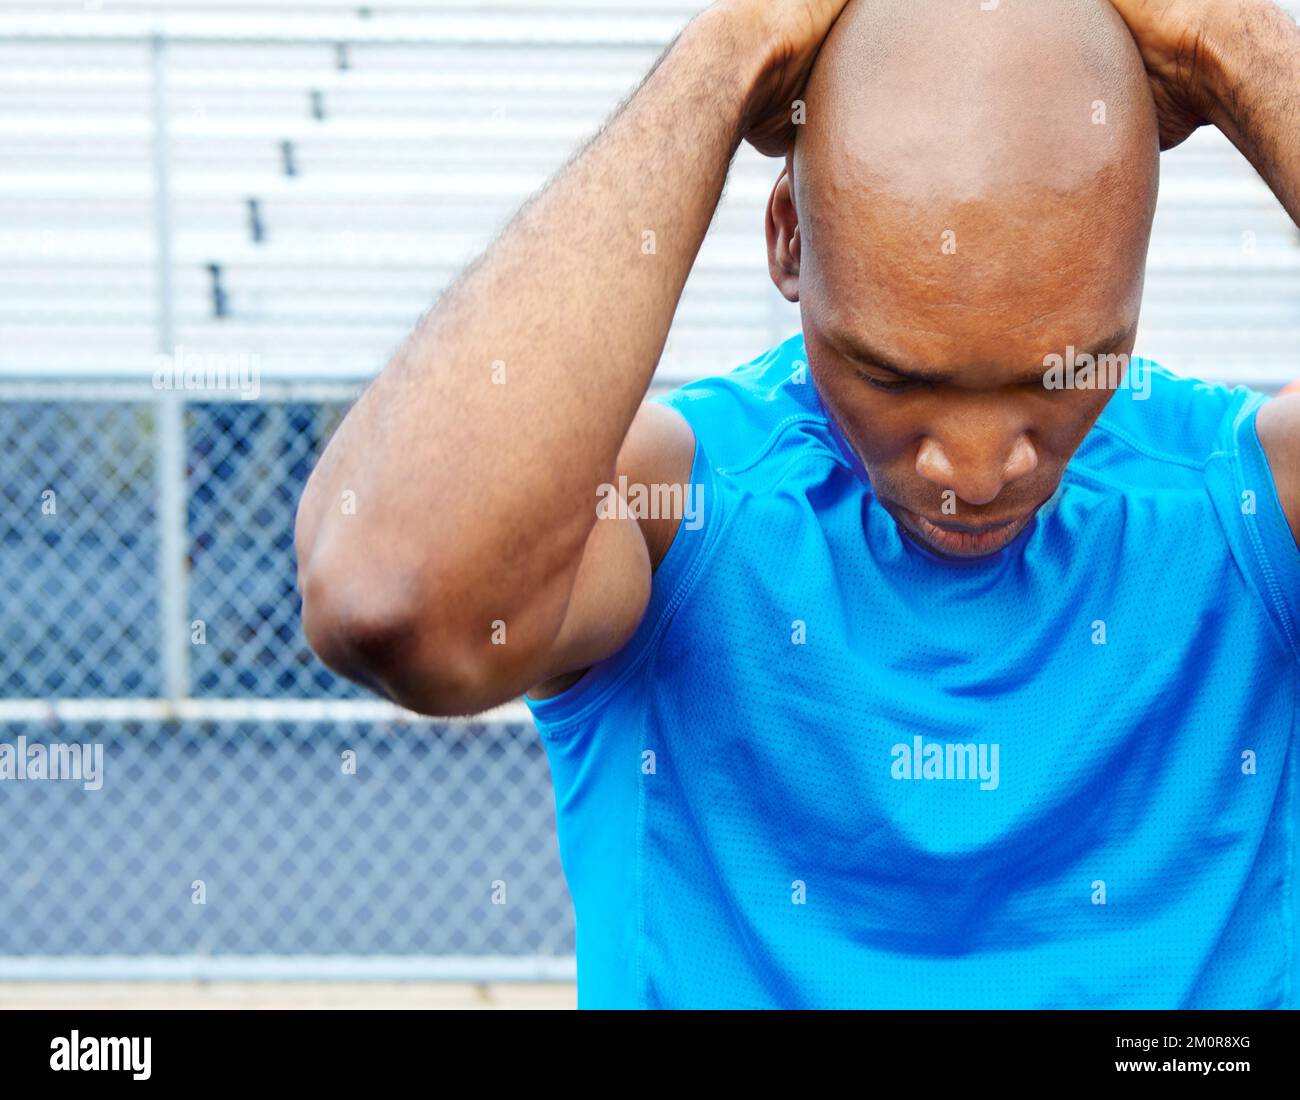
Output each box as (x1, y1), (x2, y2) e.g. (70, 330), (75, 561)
(766, 162), (801, 303)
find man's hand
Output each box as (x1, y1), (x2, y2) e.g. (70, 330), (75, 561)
(1108, 0), (1300, 218)
(725, 0), (853, 155)
(1106, 0), (1246, 148)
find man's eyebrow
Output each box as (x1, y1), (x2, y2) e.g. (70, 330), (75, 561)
(839, 325), (1137, 385)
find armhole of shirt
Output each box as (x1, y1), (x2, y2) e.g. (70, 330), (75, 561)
(1206, 395), (1300, 665)
(524, 402), (724, 738)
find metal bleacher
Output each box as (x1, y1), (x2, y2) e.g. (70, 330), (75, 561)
(1, 0), (1295, 391)
(0, 0), (781, 389)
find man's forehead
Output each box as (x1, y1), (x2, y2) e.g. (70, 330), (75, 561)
(795, 157), (1150, 326)
(823, 320), (1139, 385)
(813, 251), (1142, 358)
(801, 189), (1103, 299)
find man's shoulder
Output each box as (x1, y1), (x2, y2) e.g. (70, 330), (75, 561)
(1073, 360), (1265, 485)
(653, 333), (833, 472)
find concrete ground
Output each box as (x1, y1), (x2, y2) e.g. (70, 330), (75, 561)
(0, 981), (576, 1010)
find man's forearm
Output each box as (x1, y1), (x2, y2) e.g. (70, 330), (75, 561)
(1204, 0), (1300, 225)
(297, 6), (763, 654)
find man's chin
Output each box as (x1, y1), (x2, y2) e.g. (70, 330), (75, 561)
(892, 506), (1034, 559)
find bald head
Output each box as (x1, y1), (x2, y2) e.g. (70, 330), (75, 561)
(797, 0), (1157, 197)
(767, 0), (1162, 557)
(772, 0), (1159, 371)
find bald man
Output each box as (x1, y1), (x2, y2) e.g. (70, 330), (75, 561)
(296, 0), (1300, 1008)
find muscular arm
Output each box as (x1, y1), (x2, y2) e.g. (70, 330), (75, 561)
(1109, 0), (1300, 543)
(295, 0), (850, 715)
(1202, 2), (1300, 543)
(1201, 0), (1300, 224)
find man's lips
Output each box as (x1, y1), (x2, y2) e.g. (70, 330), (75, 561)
(896, 506), (1030, 557)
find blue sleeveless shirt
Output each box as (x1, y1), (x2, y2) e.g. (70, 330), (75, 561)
(525, 333), (1299, 1009)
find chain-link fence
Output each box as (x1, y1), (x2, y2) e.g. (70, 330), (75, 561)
(0, 4), (697, 986)
(0, 381), (574, 978)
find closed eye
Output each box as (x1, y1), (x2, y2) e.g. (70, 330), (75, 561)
(855, 369), (923, 394)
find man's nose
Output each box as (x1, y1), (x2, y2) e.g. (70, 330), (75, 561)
(915, 433), (1038, 508)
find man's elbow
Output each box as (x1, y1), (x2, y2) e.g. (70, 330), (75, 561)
(297, 554), (508, 718)
(298, 557), (409, 680)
